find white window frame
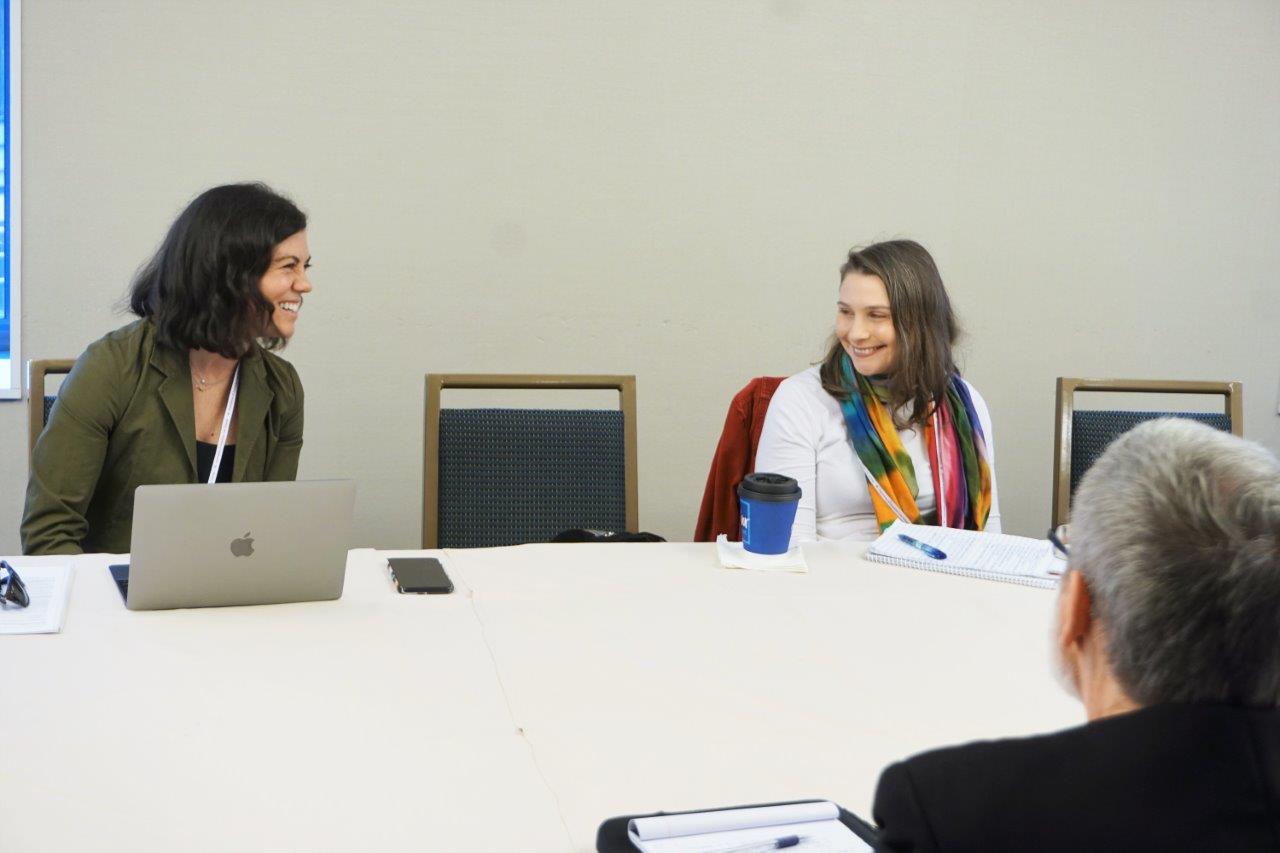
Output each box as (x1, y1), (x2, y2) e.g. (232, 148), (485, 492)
(0, 0), (20, 400)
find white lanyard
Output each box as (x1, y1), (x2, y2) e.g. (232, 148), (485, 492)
(931, 408), (948, 528)
(207, 365), (240, 485)
(857, 408), (946, 525)
(857, 457), (912, 523)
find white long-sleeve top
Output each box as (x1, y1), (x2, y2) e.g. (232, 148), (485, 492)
(753, 366), (1002, 544)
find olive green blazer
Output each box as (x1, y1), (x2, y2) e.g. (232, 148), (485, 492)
(22, 319), (304, 555)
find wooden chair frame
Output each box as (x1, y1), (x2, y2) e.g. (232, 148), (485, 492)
(423, 373), (639, 548)
(1052, 377), (1243, 527)
(27, 359), (75, 463)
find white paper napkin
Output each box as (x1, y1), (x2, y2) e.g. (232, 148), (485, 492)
(715, 534), (808, 573)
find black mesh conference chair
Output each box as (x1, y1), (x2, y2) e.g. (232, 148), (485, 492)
(27, 359), (75, 462)
(422, 374), (639, 548)
(1051, 377), (1242, 527)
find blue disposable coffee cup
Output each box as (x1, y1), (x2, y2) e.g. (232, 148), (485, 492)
(738, 472), (802, 555)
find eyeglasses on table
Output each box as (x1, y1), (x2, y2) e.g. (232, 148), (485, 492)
(0, 560), (30, 608)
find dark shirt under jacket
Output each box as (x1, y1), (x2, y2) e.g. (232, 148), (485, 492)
(873, 704), (1280, 852)
(195, 441), (235, 484)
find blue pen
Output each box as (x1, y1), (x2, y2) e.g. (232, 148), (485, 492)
(898, 533), (947, 560)
(704, 835), (804, 853)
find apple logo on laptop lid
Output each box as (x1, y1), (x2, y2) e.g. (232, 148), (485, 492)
(230, 532), (255, 558)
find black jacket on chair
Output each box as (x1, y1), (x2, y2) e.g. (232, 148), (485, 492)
(872, 703), (1280, 852)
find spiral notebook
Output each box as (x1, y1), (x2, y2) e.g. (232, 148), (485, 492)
(866, 520), (1062, 589)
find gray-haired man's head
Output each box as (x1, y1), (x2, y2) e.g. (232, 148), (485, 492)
(1067, 418), (1280, 709)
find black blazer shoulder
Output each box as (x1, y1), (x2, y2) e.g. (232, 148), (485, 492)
(873, 704), (1280, 853)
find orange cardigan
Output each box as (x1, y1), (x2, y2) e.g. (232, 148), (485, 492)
(694, 376), (785, 541)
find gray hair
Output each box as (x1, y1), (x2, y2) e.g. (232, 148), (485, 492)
(1071, 418), (1280, 708)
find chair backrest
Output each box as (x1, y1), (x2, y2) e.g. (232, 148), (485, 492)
(1052, 377), (1242, 527)
(27, 359), (75, 462)
(423, 374), (639, 548)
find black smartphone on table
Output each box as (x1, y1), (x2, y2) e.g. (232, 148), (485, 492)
(388, 557), (454, 594)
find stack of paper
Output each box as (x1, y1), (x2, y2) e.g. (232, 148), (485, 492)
(0, 564), (74, 634)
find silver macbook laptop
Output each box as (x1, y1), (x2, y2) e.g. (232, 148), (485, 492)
(110, 480), (356, 611)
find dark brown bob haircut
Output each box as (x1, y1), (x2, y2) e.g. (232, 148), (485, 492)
(128, 183), (307, 358)
(819, 239), (959, 429)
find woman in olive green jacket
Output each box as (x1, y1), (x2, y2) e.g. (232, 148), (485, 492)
(22, 183), (313, 555)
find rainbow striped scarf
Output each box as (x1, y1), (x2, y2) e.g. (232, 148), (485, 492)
(837, 354), (992, 531)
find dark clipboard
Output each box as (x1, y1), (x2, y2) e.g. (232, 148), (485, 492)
(596, 798), (881, 852)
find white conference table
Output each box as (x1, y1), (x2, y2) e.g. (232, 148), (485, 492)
(3, 542), (1080, 852)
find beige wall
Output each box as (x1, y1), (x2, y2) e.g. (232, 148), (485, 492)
(9, 0), (1279, 552)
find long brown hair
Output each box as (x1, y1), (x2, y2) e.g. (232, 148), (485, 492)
(818, 240), (959, 429)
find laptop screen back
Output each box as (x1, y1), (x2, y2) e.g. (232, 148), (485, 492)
(125, 480), (356, 611)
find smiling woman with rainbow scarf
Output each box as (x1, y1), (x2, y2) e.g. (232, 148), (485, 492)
(755, 240), (1000, 544)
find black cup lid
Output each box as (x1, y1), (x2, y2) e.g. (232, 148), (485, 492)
(737, 472), (802, 500)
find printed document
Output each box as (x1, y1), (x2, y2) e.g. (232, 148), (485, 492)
(0, 564), (73, 634)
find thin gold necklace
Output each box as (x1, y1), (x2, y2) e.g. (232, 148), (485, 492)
(192, 371), (231, 393)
